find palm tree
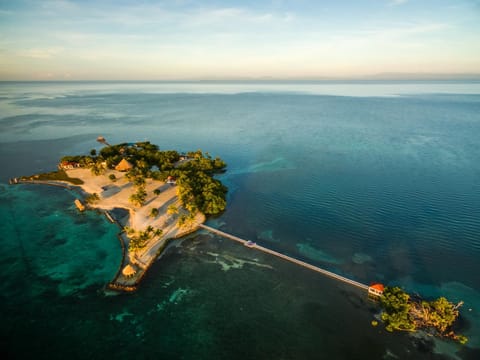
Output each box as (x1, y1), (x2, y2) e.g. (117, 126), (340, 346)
(85, 193), (100, 204)
(133, 176), (146, 187)
(90, 161), (104, 176)
(167, 204), (178, 215)
(136, 159), (149, 172)
(149, 207), (159, 218)
(185, 202), (198, 214)
(123, 226), (135, 235)
(129, 186), (147, 207)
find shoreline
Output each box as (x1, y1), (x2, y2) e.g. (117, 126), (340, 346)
(11, 168), (206, 293)
(8, 172), (471, 346)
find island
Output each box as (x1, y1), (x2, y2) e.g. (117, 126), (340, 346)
(378, 286), (468, 344)
(13, 139), (227, 292)
(10, 139), (468, 345)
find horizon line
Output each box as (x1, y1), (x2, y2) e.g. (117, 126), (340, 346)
(2, 73), (480, 83)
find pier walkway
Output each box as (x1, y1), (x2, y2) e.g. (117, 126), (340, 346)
(199, 224), (369, 291)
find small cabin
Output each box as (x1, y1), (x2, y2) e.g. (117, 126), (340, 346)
(368, 283), (385, 297)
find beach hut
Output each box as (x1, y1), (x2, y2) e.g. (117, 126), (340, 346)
(115, 159), (133, 172)
(122, 264), (137, 277)
(368, 283), (385, 297)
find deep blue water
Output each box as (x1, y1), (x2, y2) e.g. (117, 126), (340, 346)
(1, 81), (479, 359)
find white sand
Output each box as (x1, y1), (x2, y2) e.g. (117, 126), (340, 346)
(66, 168), (205, 268)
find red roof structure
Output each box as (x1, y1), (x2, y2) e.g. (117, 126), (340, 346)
(370, 283), (384, 292)
(368, 283), (385, 296)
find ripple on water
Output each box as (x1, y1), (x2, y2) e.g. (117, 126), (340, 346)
(0, 185), (122, 296)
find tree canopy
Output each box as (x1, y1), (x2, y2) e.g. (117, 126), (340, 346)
(61, 142), (228, 216)
(166, 150), (227, 215)
(380, 286), (467, 344)
(99, 142), (180, 173)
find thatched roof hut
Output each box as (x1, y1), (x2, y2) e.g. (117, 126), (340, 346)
(115, 158), (133, 172)
(122, 264), (137, 277)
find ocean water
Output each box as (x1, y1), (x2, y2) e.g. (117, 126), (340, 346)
(0, 81), (480, 359)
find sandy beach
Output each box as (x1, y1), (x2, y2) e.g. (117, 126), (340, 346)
(66, 167), (205, 290)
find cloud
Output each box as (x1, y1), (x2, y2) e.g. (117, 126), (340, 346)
(18, 47), (63, 59)
(390, 0), (408, 5)
(27, 1), (291, 29)
(39, 0), (78, 13)
(367, 22), (450, 38)
(0, 0), (478, 80)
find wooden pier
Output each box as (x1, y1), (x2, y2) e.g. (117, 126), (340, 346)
(199, 224), (369, 291)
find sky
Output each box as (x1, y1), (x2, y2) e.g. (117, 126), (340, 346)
(0, 0), (479, 80)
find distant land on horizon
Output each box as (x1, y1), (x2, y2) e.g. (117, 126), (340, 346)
(2, 73), (480, 83)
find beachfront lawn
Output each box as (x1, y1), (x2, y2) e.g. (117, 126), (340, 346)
(22, 170), (84, 185)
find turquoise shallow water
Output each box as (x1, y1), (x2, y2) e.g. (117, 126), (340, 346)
(1, 81), (480, 359)
(0, 184), (121, 297)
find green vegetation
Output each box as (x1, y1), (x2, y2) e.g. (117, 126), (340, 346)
(108, 174), (116, 182)
(98, 141), (180, 174)
(127, 226), (163, 252)
(175, 171), (227, 215)
(128, 170), (148, 207)
(167, 204), (178, 215)
(21, 170), (84, 185)
(85, 193), (100, 204)
(123, 226), (135, 236)
(149, 207), (159, 218)
(380, 287), (467, 344)
(177, 214), (188, 227)
(380, 287), (416, 332)
(129, 187), (147, 207)
(173, 150), (227, 215)
(177, 212), (196, 228)
(90, 161), (105, 176)
(97, 144), (228, 215)
(128, 233), (148, 252)
(60, 155), (93, 166)
(61, 141), (228, 216)
(133, 176), (146, 187)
